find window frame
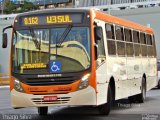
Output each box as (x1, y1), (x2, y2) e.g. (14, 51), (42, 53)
(115, 25), (124, 41)
(124, 28), (132, 42)
(106, 23), (117, 56)
(133, 30), (141, 57)
(133, 30), (140, 43)
(146, 34), (152, 45)
(106, 23), (115, 40)
(140, 32), (146, 45)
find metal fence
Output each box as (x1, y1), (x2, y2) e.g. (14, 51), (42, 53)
(111, 0), (159, 4)
(75, 0), (111, 7)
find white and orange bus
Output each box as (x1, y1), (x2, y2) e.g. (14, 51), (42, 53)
(2, 8), (157, 115)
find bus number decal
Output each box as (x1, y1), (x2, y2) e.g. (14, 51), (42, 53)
(24, 17), (38, 25)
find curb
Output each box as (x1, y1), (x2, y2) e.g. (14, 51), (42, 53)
(0, 86), (9, 88)
(0, 86), (9, 89)
(0, 77), (10, 86)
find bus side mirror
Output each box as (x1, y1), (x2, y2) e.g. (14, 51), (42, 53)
(94, 27), (103, 41)
(2, 25), (13, 48)
(2, 33), (8, 48)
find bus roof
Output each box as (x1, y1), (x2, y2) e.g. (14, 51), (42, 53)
(16, 8), (90, 17)
(94, 10), (153, 34)
(15, 8), (153, 34)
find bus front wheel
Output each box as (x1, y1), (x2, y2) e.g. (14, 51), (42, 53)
(38, 107), (48, 116)
(98, 85), (112, 115)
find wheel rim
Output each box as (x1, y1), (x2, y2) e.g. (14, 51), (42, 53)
(143, 87), (146, 100)
(142, 82), (146, 100)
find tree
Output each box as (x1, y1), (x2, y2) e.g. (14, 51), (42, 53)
(4, 1), (39, 14)
(20, 1), (39, 11)
(4, 2), (18, 14)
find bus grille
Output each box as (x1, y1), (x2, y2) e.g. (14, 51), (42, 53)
(24, 76), (78, 86)
(31, 97), (71, 105)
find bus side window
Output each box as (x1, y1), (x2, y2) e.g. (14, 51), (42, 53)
(116, 26), (125, 56)
(140, 33), (146, 44)
(115, 26), (124, 41)
(140, 32), (147, 57)
(133, 31), (141, 57)
(147, 34), (152, 45)
(125, 28), (134, 56)
(146, 34), (153, 57)
(106, 24), (115, 39)
(117, 41), (125, 56)
(126, 43), (134, 56)
(106, 23), (116, 55)
(133, 31), (140, 43)
(124, 29), (132, 42)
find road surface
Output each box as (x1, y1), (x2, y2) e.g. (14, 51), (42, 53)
(0, 87), (160, 120)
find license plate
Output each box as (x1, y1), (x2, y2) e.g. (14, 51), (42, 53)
(43, 96), (58, 101)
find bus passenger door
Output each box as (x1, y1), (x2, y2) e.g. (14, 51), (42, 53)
(94, 20), (108, 105)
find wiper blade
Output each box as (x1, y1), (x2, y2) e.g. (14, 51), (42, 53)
(29, 27), (41, 50)
(56, 24), (72, 47)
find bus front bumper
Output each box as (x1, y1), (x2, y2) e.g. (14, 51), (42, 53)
(11, 86), (97, 108)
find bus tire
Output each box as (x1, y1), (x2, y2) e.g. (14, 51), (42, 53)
(158, 80), (160, 89)
(98, 85), (112, 115)
(135, 77), (146, 103)
(38, 107), (48, 116)
(128, 96), (136, 103)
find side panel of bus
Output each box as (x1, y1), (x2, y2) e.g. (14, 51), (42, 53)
(95, 18), (157, 105)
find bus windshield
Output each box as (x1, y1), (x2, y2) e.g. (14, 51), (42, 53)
(12, 27), (91, 74)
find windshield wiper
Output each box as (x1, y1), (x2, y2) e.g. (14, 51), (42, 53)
(29, 27), (41, 50)
(56, 24), (72, 47)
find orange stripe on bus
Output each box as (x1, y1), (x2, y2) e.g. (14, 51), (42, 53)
(95, 11), (153, 34)
(89, 9), (97, 92)
(21, 80), (80, 94)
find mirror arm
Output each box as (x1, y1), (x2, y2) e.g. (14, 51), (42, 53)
(3, 25), (13, 33)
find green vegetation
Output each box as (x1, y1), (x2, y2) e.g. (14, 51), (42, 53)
(4, 1), (39, 14)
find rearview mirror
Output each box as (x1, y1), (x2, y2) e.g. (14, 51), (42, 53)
(2, 25), (13, 48)
(94, 27), (103, 41)
(2, 33), (8, 48)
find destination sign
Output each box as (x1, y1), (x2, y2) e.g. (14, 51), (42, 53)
(21, 14), (83, 26)
(21, 63), (47, 69)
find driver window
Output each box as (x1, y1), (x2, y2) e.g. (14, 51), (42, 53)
(95, 26), (106, 67)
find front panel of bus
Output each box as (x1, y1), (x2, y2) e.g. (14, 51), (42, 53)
(10, 10), (97, 108)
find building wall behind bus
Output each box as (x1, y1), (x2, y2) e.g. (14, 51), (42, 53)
(0, 19), (14, 76)
(75, 0), (111, 7)
(109, 7), (160, 60)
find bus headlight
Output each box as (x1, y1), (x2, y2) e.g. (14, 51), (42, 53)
(78, 73), (90, 90)
(14, 79), (24, 93)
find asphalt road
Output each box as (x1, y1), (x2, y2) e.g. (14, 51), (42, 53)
(0, 87), (160, 120)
